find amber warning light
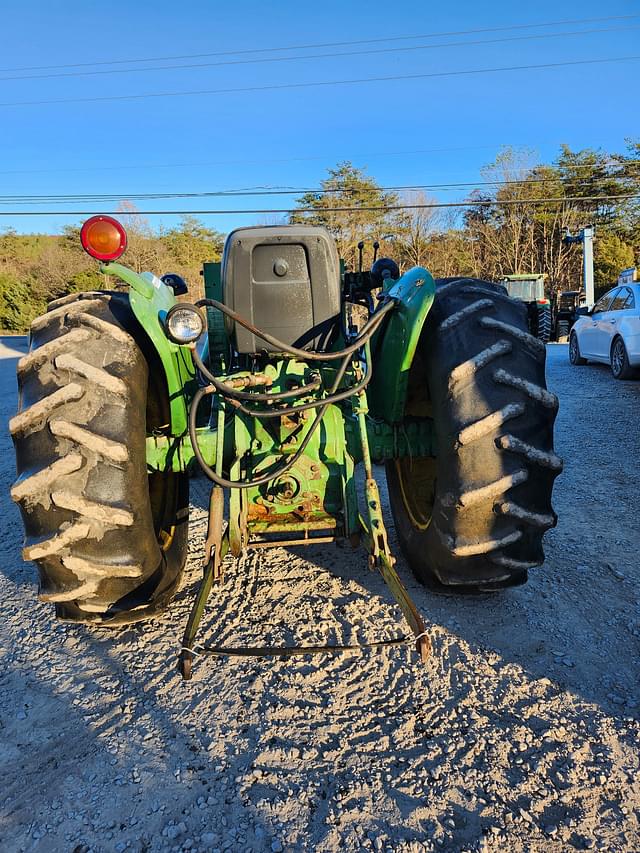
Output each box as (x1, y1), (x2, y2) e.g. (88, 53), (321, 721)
(80, 215), (127, 261)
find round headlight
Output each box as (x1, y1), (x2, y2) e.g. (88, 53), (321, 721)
(165, 304), (205, 344)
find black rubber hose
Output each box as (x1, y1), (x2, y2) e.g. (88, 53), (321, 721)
(189, 353), (352, 489)
(191, 346), (323, 403)
(226, 357), (371, 419)
(195, 297), (394, 362)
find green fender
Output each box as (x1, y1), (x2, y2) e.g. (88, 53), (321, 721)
(368, 266), (436, 424)
(100, 262), (196, 437)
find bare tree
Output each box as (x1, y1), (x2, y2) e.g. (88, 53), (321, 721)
(116, 201), (164, 273)
(393, 192), (442, 269)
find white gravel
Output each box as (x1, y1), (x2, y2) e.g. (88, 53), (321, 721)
(1, 337), (639, 853)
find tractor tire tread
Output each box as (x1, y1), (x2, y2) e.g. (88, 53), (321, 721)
(11, 292), (188, 623)
(387, 277), (561, 589)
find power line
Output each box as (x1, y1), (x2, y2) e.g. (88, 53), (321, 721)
(0, 144), (518, 176)
(2, 26), (635, 82)
(2, 14), (636, 73)
(0, 193), (636, 217)
(0, 146), (631, 178)
(2, 55), (637, 109)
(2, 172), (637, 205)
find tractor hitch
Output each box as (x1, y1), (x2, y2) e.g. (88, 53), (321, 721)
(177, 322), (432, 679)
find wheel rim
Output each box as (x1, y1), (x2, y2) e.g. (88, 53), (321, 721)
(394, 457), (436, 530)
(570, 335), (578, 363)
(612, 340), (624, 375)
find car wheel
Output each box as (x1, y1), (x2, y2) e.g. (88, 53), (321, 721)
(611, 336), (637, 380)
(569, 331), (586, 365)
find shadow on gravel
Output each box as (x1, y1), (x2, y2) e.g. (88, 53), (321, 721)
(185, 346), (639, 721)
(1, 636), (277, 851)
(3, 336), (639, 848)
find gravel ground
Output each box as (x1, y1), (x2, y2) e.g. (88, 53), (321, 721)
(1, 336), (639, 853)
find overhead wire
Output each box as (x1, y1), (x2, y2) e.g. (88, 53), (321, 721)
(0, 148), (633, 178)
(1, 25), (636, 82)
(1, 169), (637, 205)
(0, 144), (523, 176)
(2, 14), (636, 73)
(1, 55), (638, 108)
(0, 193), (637, 217)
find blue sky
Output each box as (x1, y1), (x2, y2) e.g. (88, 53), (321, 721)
(1, 0), (638, 235)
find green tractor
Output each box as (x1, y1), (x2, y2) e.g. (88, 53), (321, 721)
(500, 274), (553, 343)
(553, 289), (583, 343)
(10, 216), (562, 678)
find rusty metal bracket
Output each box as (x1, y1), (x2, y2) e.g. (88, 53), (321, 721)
(203, 486), (225, 583)
(180, 395), (229, 680)
(179, 483), (228, 680)
(178, 534), (229, 681)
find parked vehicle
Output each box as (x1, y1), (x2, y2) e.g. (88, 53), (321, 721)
(553, 289), (583, 342)
(501, 274), (552, 342)
(569, 283), (640, 379)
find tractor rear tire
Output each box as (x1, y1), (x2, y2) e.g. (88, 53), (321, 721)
(536, 304), (552, 343)
(386, 278), (562, 591)
(10, 291), (189, 625)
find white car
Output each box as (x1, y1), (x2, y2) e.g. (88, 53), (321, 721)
(569, 283), (640, 379)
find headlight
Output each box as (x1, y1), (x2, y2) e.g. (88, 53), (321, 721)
(165, 304), (205, 344)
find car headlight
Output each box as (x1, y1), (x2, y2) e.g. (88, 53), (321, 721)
(164, 303), (205, 344)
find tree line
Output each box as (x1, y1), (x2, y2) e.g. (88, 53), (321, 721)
(291, 142), (639, 292)
(0, 210), (224, 331)
(0, 143), (637, 331)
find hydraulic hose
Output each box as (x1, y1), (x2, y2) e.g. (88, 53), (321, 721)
(189, 352), (352, 490)
(191, 346), (323, 403)
(225, 357), (371, 418)
(195, 296), (394, 362)
(192, 295), (387, 414)
(188, 295), (390, 487)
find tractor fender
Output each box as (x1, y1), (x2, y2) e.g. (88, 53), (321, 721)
(101, 262), (195, 436)
(368, 266), (436, 424)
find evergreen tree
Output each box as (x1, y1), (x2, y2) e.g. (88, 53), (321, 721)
(290, 162), (405, 269)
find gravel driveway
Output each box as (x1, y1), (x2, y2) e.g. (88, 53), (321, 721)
(1, 337), (638, 853)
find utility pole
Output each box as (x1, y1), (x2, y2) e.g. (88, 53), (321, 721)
(563, 226), (595, 305)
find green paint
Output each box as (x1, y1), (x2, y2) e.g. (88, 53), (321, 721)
(202, 262), (227, 360)
(145, 429), (218, 472)
(220, 358), (352, 537)
(103, 257), (435, 545)
(146, 414), (433, 472)
(101, 262), (196, 436)
(368, 266), (436, 423)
